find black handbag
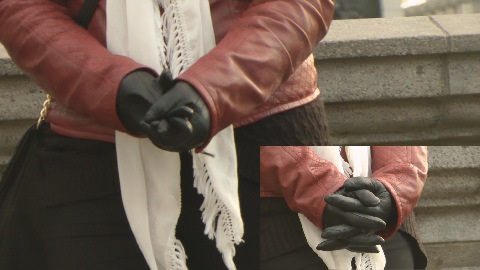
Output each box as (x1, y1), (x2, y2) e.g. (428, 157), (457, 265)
(0, 125), (39, 234)
(0, 0), (100, 236)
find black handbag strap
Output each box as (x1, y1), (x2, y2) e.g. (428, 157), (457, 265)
(74, 0), (100, 29)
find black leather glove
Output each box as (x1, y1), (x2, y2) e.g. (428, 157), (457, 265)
(318, 188), (385, 253)
(317, 177), (396, 252)
(140, 71), (210, 152)
(326, 177), (396, 228)
(116, 70), (166, 134)
(317, 177), (397, 253)
(316, 225), (384, 253)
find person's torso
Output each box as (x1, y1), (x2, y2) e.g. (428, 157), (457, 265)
(48, 0), (319, 142)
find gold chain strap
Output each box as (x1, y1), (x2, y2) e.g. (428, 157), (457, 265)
(36, 94), (53, 129)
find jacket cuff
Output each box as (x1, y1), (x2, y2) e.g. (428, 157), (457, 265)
(373, 176), (404, 240)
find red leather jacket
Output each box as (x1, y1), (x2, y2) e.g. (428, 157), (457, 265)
(0, 0), (334, 144)
(260, 146), (428, 239)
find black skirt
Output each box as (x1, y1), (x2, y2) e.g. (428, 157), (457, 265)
(0, 124), (149, 270)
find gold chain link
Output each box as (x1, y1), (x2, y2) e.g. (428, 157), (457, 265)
(36, 94), (53, 129)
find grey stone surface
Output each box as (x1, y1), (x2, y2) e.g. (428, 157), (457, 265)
(317, 54), (446, 103)
(0, 45), (6, 56)
(431, 14), (480, 53)
(315, 16), (448, 59)
(427, 146), (480, 170)
(424, 241), (480, 269)
(325, 96), (480, 145)
(448, 53), (480, 95)
(418, 169), (480, 208)
(439, 95), (480, 128)
(326, 98), (438, 134)
(0, 76), (44, 121)
(415, 206), (480, 243)
(315, 14), (480, 60)
(0, 44), (21, 76)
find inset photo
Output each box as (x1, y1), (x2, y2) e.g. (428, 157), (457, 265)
(260, 146), (480, 270)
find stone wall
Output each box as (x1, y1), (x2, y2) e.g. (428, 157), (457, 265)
(417, 146), (480, 269)
(1, 13), (480, 269)
(316, 14), (480, 146)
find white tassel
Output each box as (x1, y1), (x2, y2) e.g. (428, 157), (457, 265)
(157, 0), (194, 77)
(340, 147), (353, 177)
(166, 234), (188, 270)
(192, 153), (242, 270)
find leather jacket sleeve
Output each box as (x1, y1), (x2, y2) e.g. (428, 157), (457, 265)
(260, 146), (348, 230)
(0, 0), (152, 132)
(370, 146), (428, 238)
(178, 0), (335, 142)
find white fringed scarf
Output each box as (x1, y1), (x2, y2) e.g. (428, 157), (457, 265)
(301, 146), (386, 269)
(106, 1), (243, 269)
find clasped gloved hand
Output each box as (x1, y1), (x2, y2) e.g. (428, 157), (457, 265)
(117, 70), (165, 134)
(116, 70), (210, 152)
(317, 177), (396, 253)
(140, 71), (210, 152)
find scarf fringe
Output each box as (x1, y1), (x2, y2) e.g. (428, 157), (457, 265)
(340, 147), (354, 177)
(192, 154), (243, 270)
(155, 0), (194, 76)
(355, 252), (385, 269)
(166, 233), (188, 270)
(152, 2), (168, 70)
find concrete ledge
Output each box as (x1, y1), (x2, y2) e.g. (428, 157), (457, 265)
(317, 52), (480, 104)
(315, 16), (448, 59)
(313, 14), (480, 145)
(449, 53), (480, 95)
(416, 206), (480, 243)
(315, 14), (480, 59)
(317, 54), (446, 103)
(418, 169), (480, 208)
(428, 146), (480, 170)
(325, 95), (480, 145)
(424, 241), (480, 269)
(431, 14), (480, 53)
